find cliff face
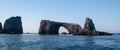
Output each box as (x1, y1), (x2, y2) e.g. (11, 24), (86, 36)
(39, 20), (82, 35)
(3, 16), (23, 34)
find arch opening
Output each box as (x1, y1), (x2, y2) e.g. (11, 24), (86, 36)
(58, 26), (69, 35)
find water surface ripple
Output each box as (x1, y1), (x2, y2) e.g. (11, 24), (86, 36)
(0, 33), (120, 50)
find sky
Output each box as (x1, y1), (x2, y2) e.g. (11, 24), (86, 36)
(0, 0), (120, 33)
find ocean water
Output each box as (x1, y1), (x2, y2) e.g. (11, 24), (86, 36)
(0, 33), (120, 50)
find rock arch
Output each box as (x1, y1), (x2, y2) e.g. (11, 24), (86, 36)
(38, 20), (82, 35)
(38, 18), (112, 35)
(58, 26), (69, 35)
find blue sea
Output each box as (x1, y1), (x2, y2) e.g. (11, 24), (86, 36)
(0, 33), (120, 50)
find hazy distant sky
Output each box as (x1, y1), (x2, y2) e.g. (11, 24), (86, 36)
(0, 0), (120, 33)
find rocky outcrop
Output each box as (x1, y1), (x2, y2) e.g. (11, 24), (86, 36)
(84, 17), (96, 32)
(39, 20), (82, 35)
(0, 22), (2, 32)
(39, 18), (112, 35)
(3, 16), (23, 34)
(39, 20), (61, 35)
(82, 17), (97, 35)
(75, 17), (112, 35)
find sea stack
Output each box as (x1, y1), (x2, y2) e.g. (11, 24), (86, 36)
(3, 16), (23, 34)
(84, 17), (96, 31)
(77, 17), (112, 35)
(82, 17), (97, 35)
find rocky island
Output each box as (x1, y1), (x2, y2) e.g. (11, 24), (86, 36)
(39, 18), (112, 35)
(0, 16), (23, 34)
(39, 20), (82, 35)
(0, 16), (112, 35)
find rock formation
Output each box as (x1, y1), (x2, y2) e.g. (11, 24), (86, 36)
(0, 22), (2, 33)
(39, 18), (112, 35)
(82, 17), (97, 35)
(39, 20), (82, 35)
(3, 16), (23, 34)
(75, 17), (112, 35)
(84, 17), (96, 32)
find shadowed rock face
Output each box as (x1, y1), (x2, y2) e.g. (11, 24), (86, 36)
(0, 22), (2, 32)
(39, 20), (82, 35)
(3, 16), (23, 34)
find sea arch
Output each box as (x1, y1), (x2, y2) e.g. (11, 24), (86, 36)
(39, 20), (82, 35)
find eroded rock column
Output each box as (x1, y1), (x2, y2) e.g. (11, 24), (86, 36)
(3, 16), (23, 34)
